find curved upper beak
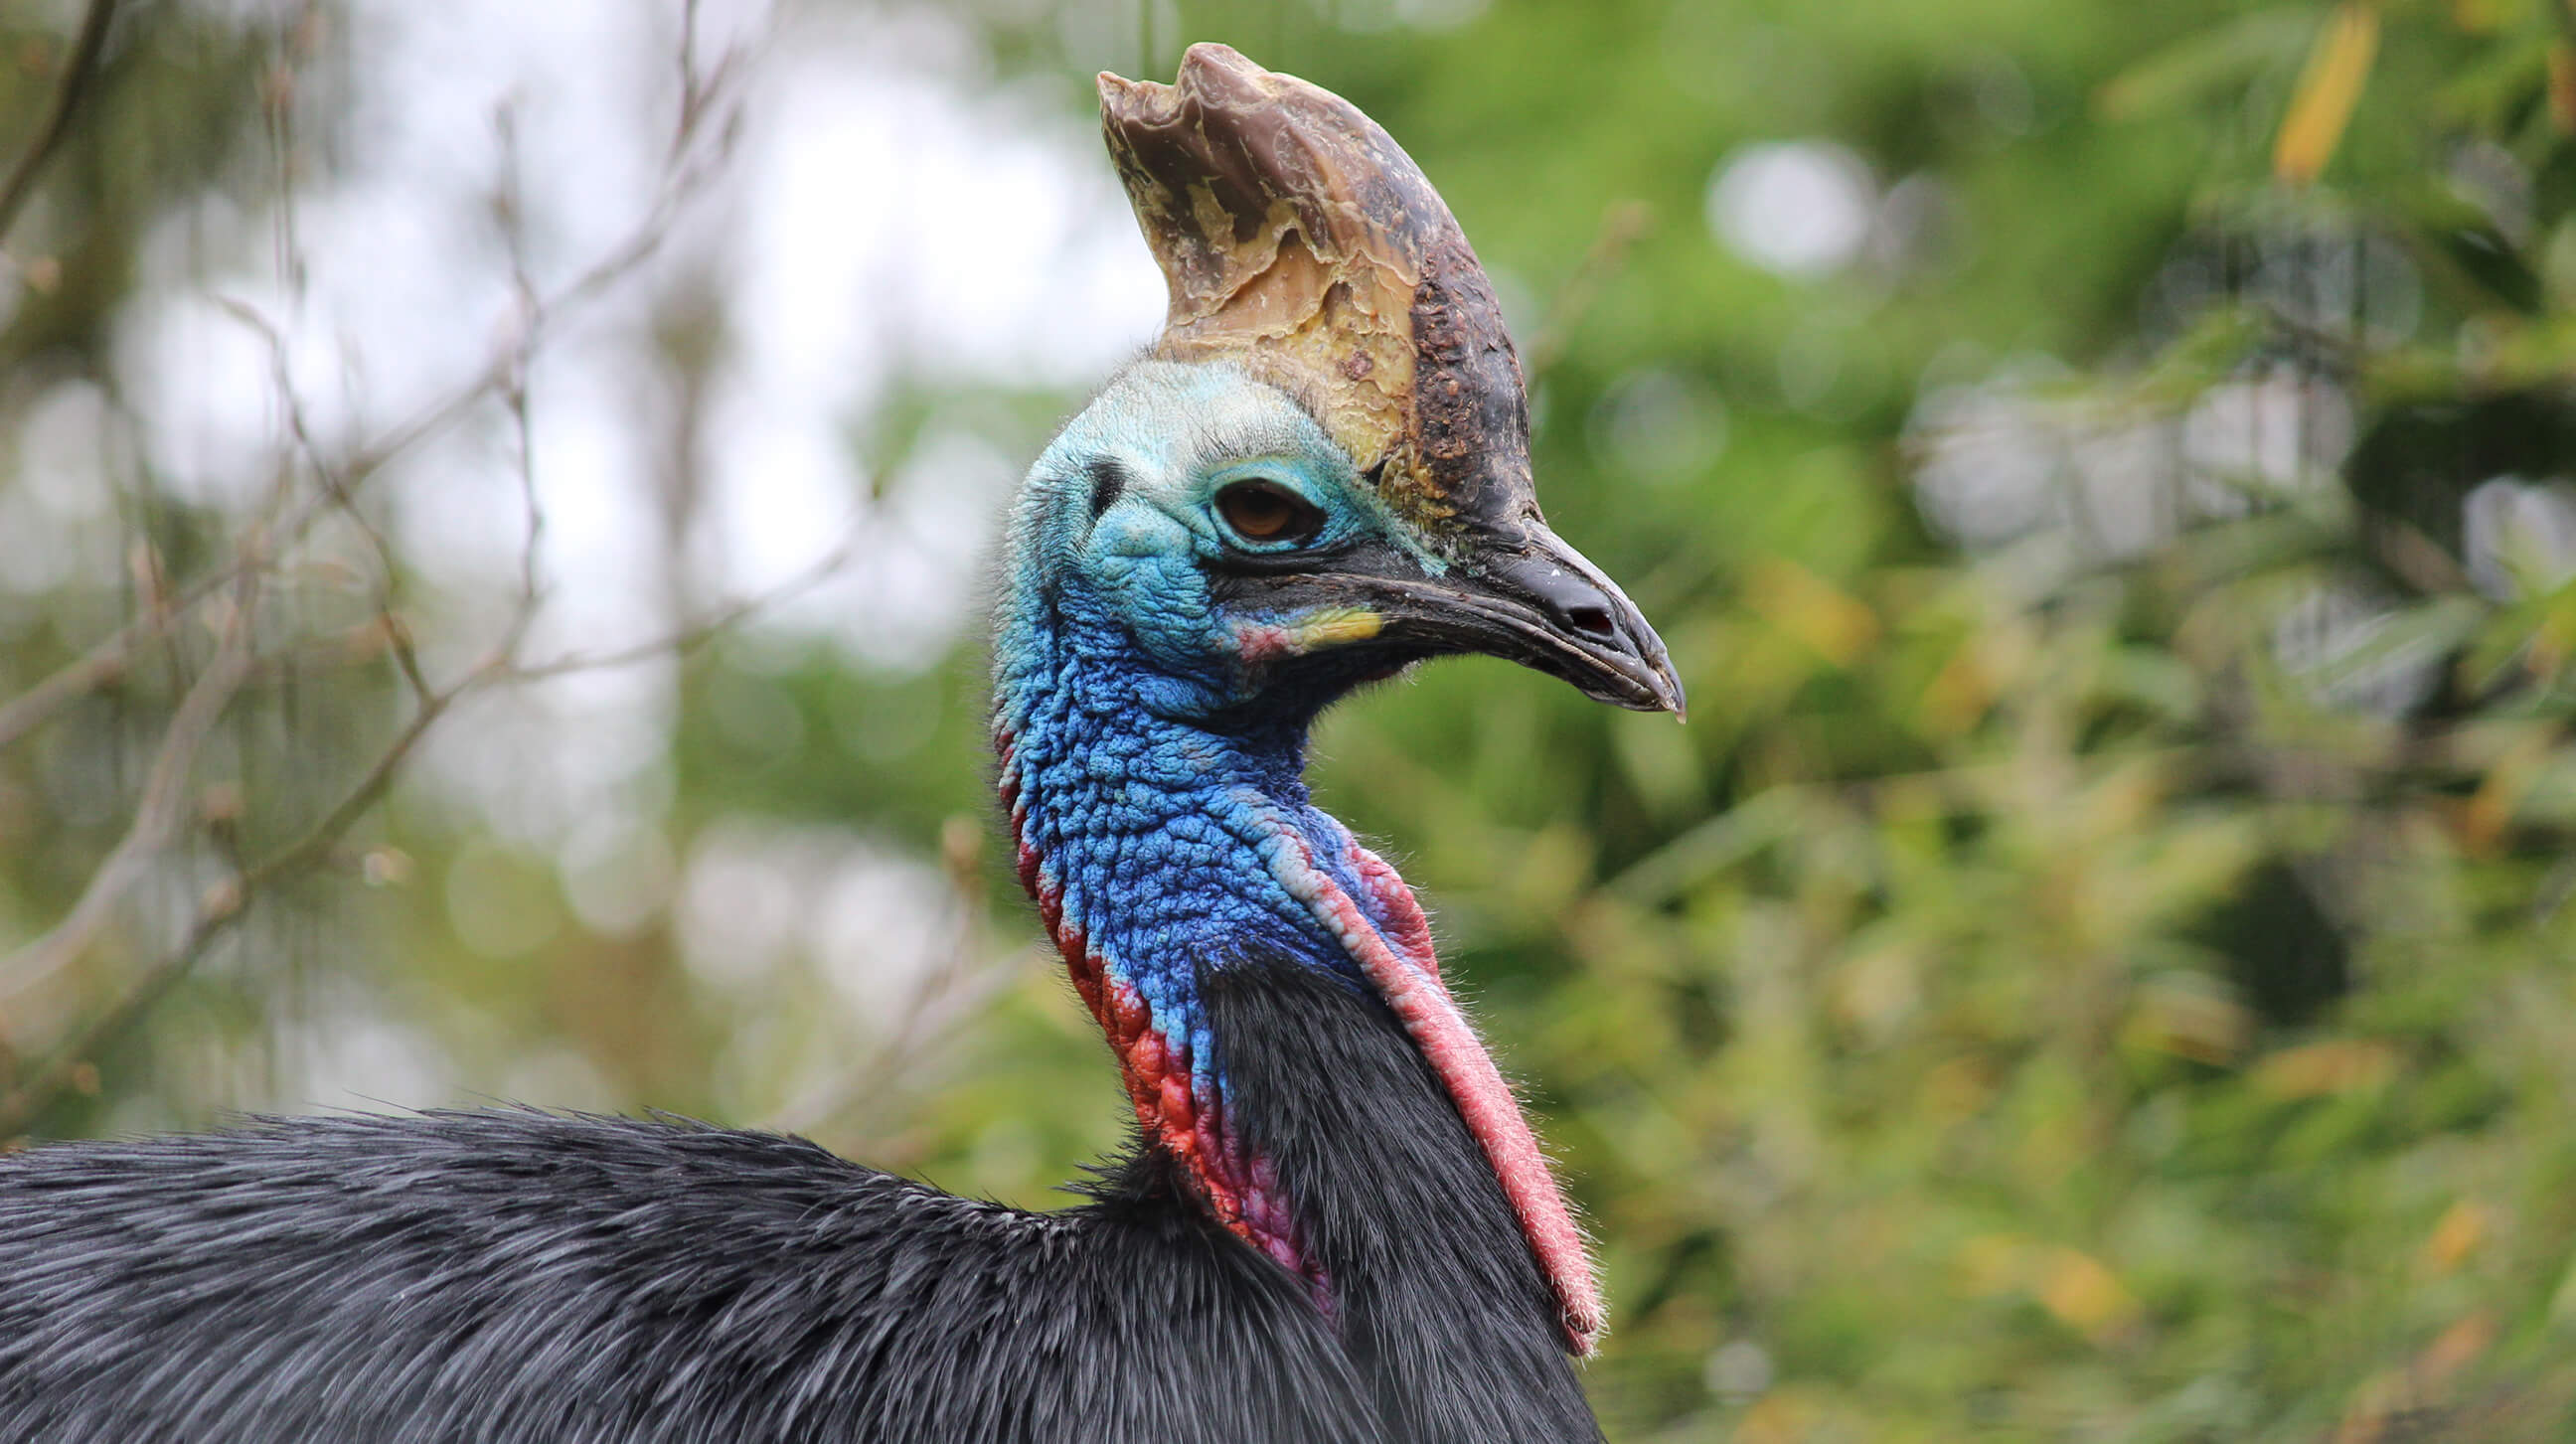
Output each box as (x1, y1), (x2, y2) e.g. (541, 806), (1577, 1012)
(1373, 522), (1686, 717)
(1222, 517), (1685, 717)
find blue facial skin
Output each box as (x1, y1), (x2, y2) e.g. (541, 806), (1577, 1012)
(992, 360), (1432, 1096)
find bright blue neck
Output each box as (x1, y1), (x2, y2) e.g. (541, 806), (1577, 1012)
(993, 557), (1422, 1272)
(995, 578), (1375, 993)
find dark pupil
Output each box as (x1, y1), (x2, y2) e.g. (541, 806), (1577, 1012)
(1224, 485), (1296, 539)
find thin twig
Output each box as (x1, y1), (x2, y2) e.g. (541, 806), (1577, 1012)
(0, 0), (118, 247)
(216, 297), (436, 705)
(0, 45), (750, 755)
(0, 379), (488, 754)
(7, 530), (556, 1122)
(0, 644), (495, 1139)
(0, 642), (137, 754)
(0, 15), (764, 1133)
(0, 901), (234, 1139)
(497, 115), (549, 652)
(504, 522), (864, 683)
(1523, 200), (1653, 386)
(675, 0), (706, 158)
(0, 572), (260, 1005)
(240, 656), (496, 890)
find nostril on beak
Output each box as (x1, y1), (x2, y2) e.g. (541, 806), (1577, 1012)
(1566, 605), (1613, 638)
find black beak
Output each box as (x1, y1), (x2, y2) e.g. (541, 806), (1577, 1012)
(1374, 523), (1686, 716)
(1219, 520), (1686, 717)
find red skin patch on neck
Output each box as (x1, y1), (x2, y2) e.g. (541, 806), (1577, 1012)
(1347, 841), (1441, 984)
(998, 729), (1588, 1347)
(1002, 731), (1309, 1277)
(1300, 836), (1603, 1355)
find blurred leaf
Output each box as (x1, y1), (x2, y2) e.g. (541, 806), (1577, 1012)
(2096, 9), (2317, 120)
(2275, 3), (2382, 185)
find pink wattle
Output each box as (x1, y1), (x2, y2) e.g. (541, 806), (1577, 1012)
(1347, 841), (1442, 985)
(1005, 729), (1596, 1350)
(1288, 832), (1604, 1355)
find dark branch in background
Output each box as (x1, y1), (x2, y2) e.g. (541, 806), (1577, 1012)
(0, 508), (867, 1143)
(0, 9), (753, 756)
(0, 640), (473, 1139)
(0, 0), (119, 247)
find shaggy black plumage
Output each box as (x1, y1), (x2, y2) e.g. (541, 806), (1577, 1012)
(0, 952), (1598, 1443)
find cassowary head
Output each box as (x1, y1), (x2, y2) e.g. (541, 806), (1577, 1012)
(1000, 44), (1682, 725)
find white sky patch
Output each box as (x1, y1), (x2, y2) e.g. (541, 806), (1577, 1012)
(701, 13), (1159, 665)
(2465, 477), (2576, 601)
(111, 288), (282, 510)
(810, 839), (956, 1034)
(2, 382), (122, 600)
(1706, 140), (1876, 279)
(274, 1001), (459, 1114)
(113, 2), (1163, 687)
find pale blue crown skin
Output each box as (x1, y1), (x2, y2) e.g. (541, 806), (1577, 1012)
(991, 360), (1430, 1108)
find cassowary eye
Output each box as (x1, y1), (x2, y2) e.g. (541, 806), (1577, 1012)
(1214, 480), (1325, 547)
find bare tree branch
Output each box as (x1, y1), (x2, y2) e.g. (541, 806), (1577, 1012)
(0, 378), (485, 754)
(0, 570), (260, 1006)
(0, 12), (770, 1136)
(0, 637), (493, 1140)
(0, 636), (138, 756)
(1523, 200), (1652, 386)
(0, 611), (521, 1140)
(503, 521), (864, 684)
(0, 903), (232, 1141)
(0, 0), (118, 247)
(0, 23), (751, 755)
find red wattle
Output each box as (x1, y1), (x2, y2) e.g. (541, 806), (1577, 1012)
(1009, 773), (1302, 1274)
(1347, 840), (1442, 987)
(1296, 837), (1604, 1355)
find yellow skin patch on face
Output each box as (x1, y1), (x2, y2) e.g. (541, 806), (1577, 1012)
(1292, 607), (1381, 650)
(1230, 606), (1383, 667)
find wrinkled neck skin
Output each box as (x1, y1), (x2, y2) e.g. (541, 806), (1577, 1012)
(992, 471), (1603, 1362)
(993, 580), (1418, 1282)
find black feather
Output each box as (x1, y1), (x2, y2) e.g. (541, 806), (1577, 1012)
(1084, 455), (1128, 521)
(0, 954), (1595, 1442)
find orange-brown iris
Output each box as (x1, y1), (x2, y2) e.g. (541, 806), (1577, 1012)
(1215, 480), (1322, 545)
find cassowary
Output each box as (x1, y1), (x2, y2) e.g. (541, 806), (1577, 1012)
(0, 44), (1681, 1443)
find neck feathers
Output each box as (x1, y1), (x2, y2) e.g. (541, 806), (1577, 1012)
(993, 583), (1602, 1355)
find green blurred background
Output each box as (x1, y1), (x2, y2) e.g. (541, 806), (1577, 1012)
(6, 0), (2576, 1437)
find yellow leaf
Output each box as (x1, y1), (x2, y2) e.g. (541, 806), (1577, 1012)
(2274, 3), (2380, 184)
(2419, 1200), (2491, 1276)
(2552, 43), (2576, 136)
(2415, 1309), (2497, 1391)
(2252, 1039), (2399, 1097)
(1744, 559), (1878, 666)
(2037, 1245), (2141, 1342)
(2459, 725), (2552, 856)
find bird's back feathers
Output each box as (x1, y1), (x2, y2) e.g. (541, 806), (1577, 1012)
(0, 953), (1594, 1443)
